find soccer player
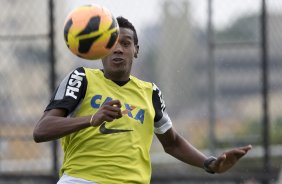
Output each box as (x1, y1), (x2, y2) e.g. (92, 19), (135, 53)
(33, 16), (252, 184)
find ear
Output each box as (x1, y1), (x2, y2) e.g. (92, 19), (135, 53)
(134, 45), (139, 58)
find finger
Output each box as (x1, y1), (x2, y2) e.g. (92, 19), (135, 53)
(104, 113), (121, 122)
(212, 154), (226, 171)
(233, 145), (252, 155)
(241, 145), (252, 152)
(233, 151), (247, 159)
(104, 116), (115, 122)
(213, 154), (225, 166)
(235, 145), (252, 152)
(217, 154), (226, 164)
(101, 106), (122, 116)
(105, 100), (122, 108)
(102, 113), (119, 122)
(117, 110), (122, 118)
(100, 106), (122, 119)
(226, 149), (245, 156)
(110, 108), (122, 118)
(225, 149), (248, 160)
(104, 111), (120, 119)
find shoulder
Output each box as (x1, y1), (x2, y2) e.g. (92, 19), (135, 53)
(82, 68), (103, 77)
(80, 67), (98, 74)
(72, 66), (86, 73)
(130, 75), (154, 90)
(65, 67), (87, 85)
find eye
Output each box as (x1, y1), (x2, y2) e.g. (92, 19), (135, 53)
(120, 40), (131, 47)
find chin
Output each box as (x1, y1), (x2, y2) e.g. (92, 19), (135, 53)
(110, 69), (128, 78)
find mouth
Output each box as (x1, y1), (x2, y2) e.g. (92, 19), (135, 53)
(112, 57), (125, 64)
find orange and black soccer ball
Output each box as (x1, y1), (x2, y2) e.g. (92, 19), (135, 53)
(64, 4), (119, 60)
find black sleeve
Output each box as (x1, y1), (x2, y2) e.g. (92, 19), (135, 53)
(152, 83), (166, 122)
(152, 83), (173, 134)
(45, 67), (87, 116)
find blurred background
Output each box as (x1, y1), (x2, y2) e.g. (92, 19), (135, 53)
(0, 0), (282, 183)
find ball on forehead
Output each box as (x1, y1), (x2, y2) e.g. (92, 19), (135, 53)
(63, 4), (119, 60)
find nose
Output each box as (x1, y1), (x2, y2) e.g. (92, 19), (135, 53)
(113, 42), (123, 54)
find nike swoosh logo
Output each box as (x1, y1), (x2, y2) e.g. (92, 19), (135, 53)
(99, 122), (133, 134)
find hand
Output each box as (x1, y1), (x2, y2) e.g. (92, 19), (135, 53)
(90, 100), (122, 126)
(210, 145), (252, 173)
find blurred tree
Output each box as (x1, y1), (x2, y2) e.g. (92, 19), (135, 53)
(215, 14), (260, 42)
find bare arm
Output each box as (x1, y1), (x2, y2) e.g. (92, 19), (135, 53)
(33, 100), (122, 143)
(33, 108), (91, 143)
(156, 127), (207, 168)
(156, 127), (252, 173)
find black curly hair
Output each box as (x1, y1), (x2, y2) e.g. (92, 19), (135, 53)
(116, 16), (138, 45)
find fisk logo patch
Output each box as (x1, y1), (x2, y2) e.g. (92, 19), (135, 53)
(153, 83), (165, 112)
(65, 70), (85, 99)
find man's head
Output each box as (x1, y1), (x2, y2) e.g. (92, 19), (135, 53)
(116, 16), (138, 46)
(101, 16), (139, 81)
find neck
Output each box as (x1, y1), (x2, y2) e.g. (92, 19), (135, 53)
(102, 70), (130, 81)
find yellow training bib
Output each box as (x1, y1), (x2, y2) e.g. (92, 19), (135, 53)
(60, 68), (155, 184)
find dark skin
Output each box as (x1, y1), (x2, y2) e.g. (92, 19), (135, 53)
(33, 27), (252, 173)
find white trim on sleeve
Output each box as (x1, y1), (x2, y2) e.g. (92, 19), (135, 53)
(154, 112), (172, 134)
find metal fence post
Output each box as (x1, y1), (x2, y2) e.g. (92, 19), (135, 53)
(261, 0), (270, 183)
(48, 0), (59, 177)
(207, 0), (216, 155)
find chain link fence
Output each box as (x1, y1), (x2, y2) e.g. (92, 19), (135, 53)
(0, 0), (281, 183)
